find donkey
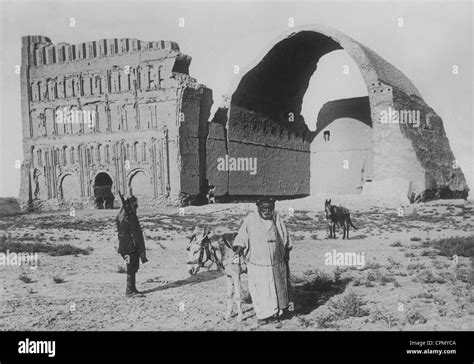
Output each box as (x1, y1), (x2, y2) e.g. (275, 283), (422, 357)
(186, 230), (246, 321)
(325, 199), (358, 239)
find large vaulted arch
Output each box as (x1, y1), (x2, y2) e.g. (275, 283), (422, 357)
(206, 25), (468, 201)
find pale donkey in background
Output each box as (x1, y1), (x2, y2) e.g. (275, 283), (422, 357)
(186, 228), (246, 321)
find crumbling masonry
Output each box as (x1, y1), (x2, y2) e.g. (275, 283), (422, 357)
(19, 35), (211, 209)
(207, 26), (469, 201)
(19, 26), (469, 209)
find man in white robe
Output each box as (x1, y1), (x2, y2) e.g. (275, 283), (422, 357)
(233, 197), (292, 324)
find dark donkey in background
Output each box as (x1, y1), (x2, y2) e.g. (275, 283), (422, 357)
(325, 199), (358, 239)
(186, 229), (246, 321)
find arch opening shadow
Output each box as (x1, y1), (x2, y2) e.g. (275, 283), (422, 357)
(226, 30), (373, 196)
(94, 172), (114, 209)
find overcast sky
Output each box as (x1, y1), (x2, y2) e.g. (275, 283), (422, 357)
(0, 0), (472, 197)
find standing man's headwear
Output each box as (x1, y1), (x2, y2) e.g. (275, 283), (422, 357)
(256, 196), (276, 220)
(118, 191), (138, 214)
(256, 196), (276, 207)
(126, 195), (137, 204)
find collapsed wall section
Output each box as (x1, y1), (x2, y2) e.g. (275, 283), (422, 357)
(178, 86), (213, 198)
(393, 89), (469, 200)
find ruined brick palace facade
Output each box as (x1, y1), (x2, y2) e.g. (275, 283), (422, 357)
(19, 36), (211, 209)
(19, 26), (469, 209)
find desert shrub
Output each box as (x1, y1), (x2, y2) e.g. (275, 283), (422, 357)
(19, 272), (33, 284)
(0, 240), (91, 256)
(366, 270), (395, 286)
(387, 257), (402, 268)
(297, 317), (314, 328)
(414, 270), (446, 284)
(49, 244), (92, 256)
(372, 310), (399, 328)
(53, 275), (65, 284)
(406, 311), (427, 325)
(407, 262), (425, 270)
(315, 312), (336, 328)
(298, 270), (334, 292)
(455, 266), (471, 284)
(365, 261), (382, 270)
(380, 274), (396, 284)
(289, 274), (307, 285)
(393, 279), (402, 287)
(415, 292), (434, 299)
(296, 214), (313, 221)
(366, 271), (379, 282)
(421, 250), (436, 257)
(451, 287), (469, 310)
(328, 292), (369, 319)
(438, 307), (448, 316)
(426, 236), (474, 257)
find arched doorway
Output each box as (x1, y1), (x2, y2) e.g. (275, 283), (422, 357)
(93, 172), (114, 209)
(128, 169), (152, 200)
(59, 174), (81, 200)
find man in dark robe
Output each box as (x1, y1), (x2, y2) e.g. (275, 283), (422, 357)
(116, 192), (148, 296)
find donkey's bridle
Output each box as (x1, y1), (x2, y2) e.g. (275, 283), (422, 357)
(186, 239), (204, 265)
(187, 236), (227, 271)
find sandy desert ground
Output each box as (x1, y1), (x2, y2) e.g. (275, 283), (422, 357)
(0, 195), (473, 331)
